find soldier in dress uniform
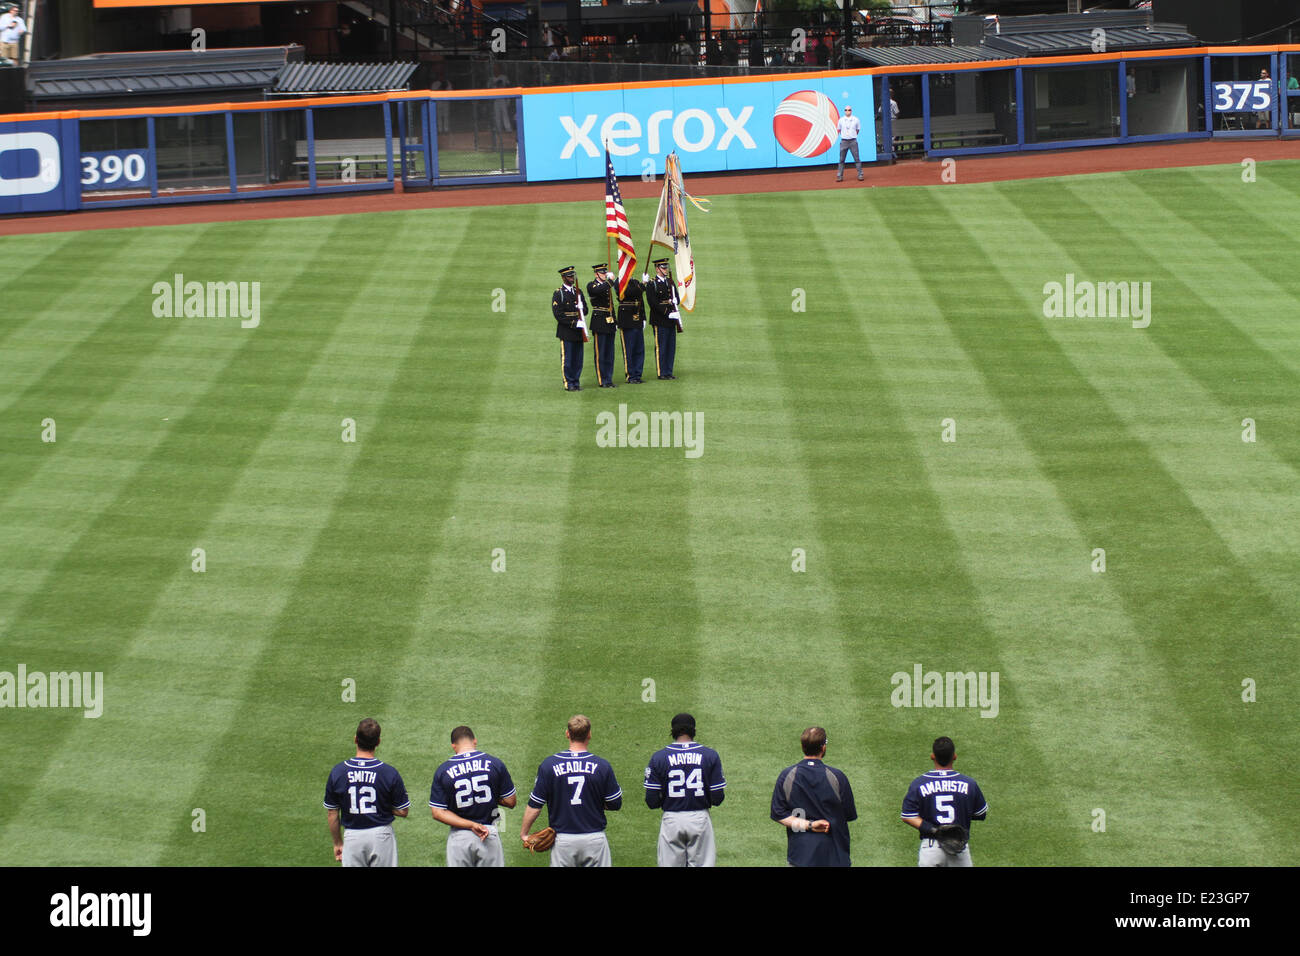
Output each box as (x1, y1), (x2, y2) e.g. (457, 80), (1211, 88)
(553, 266), (588, 391)
(587, 264), (619, 388)
(617, 272), (647, 384)
(645, 258), (681, 380)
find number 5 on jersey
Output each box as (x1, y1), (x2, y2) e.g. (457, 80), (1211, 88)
(935, 793), (955, 824)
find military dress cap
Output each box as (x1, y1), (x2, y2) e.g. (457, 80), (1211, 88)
(592, 262), (608, 271)
(558, 265), (576, 277)
(653, 258), (670, 267)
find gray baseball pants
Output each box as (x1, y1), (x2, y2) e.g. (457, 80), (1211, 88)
(343, 824), (398, 867)
(447, 826), (505, 867)
(919, 837), (973, 867)
(551, 831), (612, 867)
(657, 810), (716, 867)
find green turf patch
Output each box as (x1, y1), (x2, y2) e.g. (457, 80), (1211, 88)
(1, 161), (1295, 866)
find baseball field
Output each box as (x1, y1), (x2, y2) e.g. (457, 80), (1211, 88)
(1, 159), (1296, 867)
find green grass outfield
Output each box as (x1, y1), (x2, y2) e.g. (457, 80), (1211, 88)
(1, 162), (1296, 867)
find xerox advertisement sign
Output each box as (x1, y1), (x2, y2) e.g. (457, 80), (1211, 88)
(521, 75), (876, 181)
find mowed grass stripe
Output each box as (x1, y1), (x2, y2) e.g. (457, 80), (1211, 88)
(1000, 176), (1300, 477)
(0, 216), (375, 843)
(771, 189), (1091, 866)
(858, 189), (1263, 864)
(0, 231), (85, 349)
(157, 207), (519, 865)
(0, 223), (300, 630)
(378, 206), (586, 868)
(880, 184), (1289, 850)
(0, 227), (227, 490)
(9, 213), (443, 866)
(0, 233), (159, 397)
(673, 200), (851, 866)
(993, 181), (1299, 619)
(720, 193), (901, 865)
(1131, 169), (1300, 374)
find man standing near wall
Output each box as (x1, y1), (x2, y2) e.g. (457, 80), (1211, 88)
(836, 103), (863, 182)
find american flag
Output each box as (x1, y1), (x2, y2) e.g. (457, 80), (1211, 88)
(604, 149), (637, 297)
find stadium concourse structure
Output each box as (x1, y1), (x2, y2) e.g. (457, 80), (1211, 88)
(3, 41), (1300, 217)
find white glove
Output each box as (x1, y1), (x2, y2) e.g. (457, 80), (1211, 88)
(668, 310), (681, 320)
(642, 272), (649, 283)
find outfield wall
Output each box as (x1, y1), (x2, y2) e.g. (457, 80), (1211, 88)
(3, 44), (1299, 216)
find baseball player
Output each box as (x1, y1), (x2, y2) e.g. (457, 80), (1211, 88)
(643, 712), (726, 866)
(520, 714), (622, 867)
(770, 726), (857, 867)
(900, 736), (988, 867)
(429, 725), (517, 867)
(323, 718), (410, 866)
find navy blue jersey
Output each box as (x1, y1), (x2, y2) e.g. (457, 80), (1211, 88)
(644, 742), (726, 812)
(901, 769), (987, 835)
(527, 750), (622, 834)
(429, 750), (516, 825)
(770, 759), (857, 867)
(323, 757), (410, 829)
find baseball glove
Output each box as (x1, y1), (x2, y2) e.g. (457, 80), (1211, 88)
(523, 827), (556, 853)
(935, 823), (969, 856)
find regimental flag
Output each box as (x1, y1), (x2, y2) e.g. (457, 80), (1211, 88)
(648, 152), (709, 312)
(604, 149), (637, 297)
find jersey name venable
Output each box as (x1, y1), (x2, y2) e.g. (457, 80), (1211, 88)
(445, 758), (494, 779)
(553, 760), (598, 776)
(918, 779), (970, 798)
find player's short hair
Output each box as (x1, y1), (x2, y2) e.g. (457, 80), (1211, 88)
(800, 726), (827, 756)
(932, 736), (956, 767)
(356, 718), (381, 751)
(450, 725), (475, 745)
(566, 714), (592, 743)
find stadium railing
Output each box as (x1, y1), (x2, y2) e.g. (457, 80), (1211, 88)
(4, 42), (1299, 216)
